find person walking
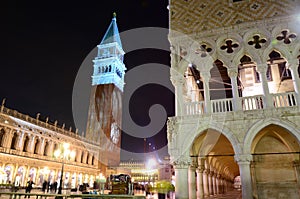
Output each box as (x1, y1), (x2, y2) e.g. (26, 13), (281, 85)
(24, 179), (34, 198)
(42, 180), (47, 193)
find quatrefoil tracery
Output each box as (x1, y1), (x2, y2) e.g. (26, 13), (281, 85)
(195, 44), (212, 57)
(220, 40), (239, 54)
(248, 35), (267, 49)
(276, 30), (297, 44)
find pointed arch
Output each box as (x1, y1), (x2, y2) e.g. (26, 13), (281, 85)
(262, 45), (291, 63)
(243, 117), (300, 154)
(185, 121), (242, 157)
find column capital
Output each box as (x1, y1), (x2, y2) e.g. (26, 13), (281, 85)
(173, 157), (191, 169)
(196, 167), (204, 173)
(287, 59), (299, 70)
(204, 168), (210, 174)
(234, 154), (253, 163)
(227, 68), (238, 78)
(200, 71), (211, 82)
(256, 63), (268, 73)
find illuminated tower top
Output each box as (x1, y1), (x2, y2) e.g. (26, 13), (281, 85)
(92, 13), (126, 91)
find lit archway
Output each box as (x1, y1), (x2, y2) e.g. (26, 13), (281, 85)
(251, 124), (300, 198)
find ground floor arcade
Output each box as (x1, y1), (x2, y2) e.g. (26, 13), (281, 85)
(0, 153), (101, 189)
(169, 117), (300, 199)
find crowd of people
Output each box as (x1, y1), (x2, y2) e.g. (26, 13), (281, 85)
(41, 180), (58, 193)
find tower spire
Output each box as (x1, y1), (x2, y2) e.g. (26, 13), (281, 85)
(91, 14), (126, 91)
(100, 12), (122, 48)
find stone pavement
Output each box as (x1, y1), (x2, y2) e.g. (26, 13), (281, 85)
(0, 189), (241, 199)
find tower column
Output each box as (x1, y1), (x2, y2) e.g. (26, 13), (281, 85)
(174, 160), (189, 199)
(196, 168), (204, 199)
(287, 59), (300, 105)
(188, 165), (196, 199)
(212, 172), (217, 195)
(228, 68), (241, 111)
(202, 169), (209, 197)
(171, 71), (185, 116)
(235, 154), (253, 199)
(208, 170), (213, 196)
(196, 159), (205, 199)
(257, 64), (272, 108)
(201, 72), (211, 113)
(216, 174), (220, 194)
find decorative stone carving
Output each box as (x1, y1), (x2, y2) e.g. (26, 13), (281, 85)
(234, 154), (253, 163)
(170, 68), (185, 86)
(173, 159), (190, 169)
(167, 117), (178, 143)
(227, 68), (238, 78)
(276, 29), (297, 44)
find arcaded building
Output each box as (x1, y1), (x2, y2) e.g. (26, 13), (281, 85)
(0, 104), (100, 188)
(0, 15), (124, 189)
(167, 0), (300, 199)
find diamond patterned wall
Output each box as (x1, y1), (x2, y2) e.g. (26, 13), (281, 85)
(170, 0), (299, 34)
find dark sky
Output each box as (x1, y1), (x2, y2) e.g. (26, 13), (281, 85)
(1, 0), (174, 160)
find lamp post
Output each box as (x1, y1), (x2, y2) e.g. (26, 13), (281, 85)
(54, 143), (75, 197)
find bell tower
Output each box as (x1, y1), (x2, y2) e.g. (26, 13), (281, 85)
(86, 13), (125, 167)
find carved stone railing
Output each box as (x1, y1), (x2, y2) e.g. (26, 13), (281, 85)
(211, 98), (233, 113)
(184, 101), (205, 115)
(271, 92), (297, 107)
(241, 95), (264, 111)
(183, 92), (298, 116)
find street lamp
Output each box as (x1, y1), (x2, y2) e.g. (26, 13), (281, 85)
(54, 143), (76, 197)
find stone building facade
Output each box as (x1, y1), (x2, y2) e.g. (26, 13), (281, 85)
(167, 0), (300, 199)
(0, 104), (101, 188)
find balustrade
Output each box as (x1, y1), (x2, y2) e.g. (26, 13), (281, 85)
(272, 92), (297, 107)
(183, 92), (297, 116)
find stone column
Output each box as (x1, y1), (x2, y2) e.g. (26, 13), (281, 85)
(39, 138), (46, 155)
(257, 64), (272, 108)
(212, 172), (217, 195)
(196, 167), (204, 199)
(171, 70), (185, 116)
(174, 160), (189, 199)
(220, 178), (225, 194)
(201, 72), (211, 113)
(48, 141), (55, 157)
(287, 59), (300, 105)
(189, 165), (197, 199)
(76, 150), (83, 163)
(208, 170), (213, 196)
(216, 174), (220, 195)
(16, 131), (24, 151)
(202, 169), (209, 197)
(30, 136), (37, 153)
(235, 154), (253, 199)
(228, 68), (241, 111)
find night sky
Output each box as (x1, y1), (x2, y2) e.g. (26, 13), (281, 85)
(1, 1), (174, 160)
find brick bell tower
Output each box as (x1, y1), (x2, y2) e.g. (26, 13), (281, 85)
(86, 13), (126, 168)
